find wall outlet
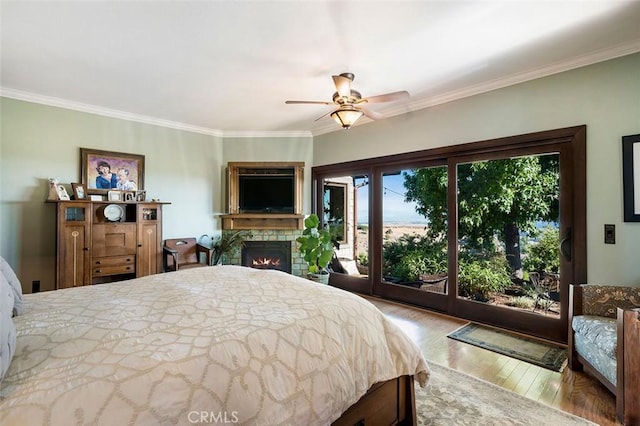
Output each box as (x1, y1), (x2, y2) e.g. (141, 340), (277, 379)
(604, 224), (615, 244)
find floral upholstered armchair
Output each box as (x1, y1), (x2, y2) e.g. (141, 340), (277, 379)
(569, 284), (640, 425)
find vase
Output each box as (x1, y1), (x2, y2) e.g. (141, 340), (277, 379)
(307, 272), (329, 285)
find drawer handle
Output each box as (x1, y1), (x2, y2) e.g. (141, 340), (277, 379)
(95, 269), (101, 274)
(96, 261), (101, 265)
(126, 258), (132, 262)
(126, 266), (131, 270)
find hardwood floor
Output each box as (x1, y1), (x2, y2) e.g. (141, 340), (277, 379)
(365, 296), (619, 425)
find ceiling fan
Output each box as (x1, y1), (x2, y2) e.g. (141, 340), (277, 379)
(285, 73), (409, 129)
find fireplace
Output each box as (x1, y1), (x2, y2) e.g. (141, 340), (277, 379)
(241, 241), (291, 274)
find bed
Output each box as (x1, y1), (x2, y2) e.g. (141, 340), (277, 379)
(0, 264), (429, 425)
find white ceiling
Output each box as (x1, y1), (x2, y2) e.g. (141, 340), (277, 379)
(2, 1), (640, 137)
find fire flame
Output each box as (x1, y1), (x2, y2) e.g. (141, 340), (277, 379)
(252, 257), (281, 267)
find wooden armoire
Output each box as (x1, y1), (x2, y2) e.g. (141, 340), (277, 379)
(52, 201), (168, 289)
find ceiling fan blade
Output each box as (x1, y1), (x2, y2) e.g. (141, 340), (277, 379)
(285, 100), (333, 105)
(360, 106), (384, 121)
(361, 90), (409, 104)
(314, 109), (334, 122)
(332, 75), (352, 98)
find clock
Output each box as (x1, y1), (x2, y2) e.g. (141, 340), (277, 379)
(103, 204), (124, 222)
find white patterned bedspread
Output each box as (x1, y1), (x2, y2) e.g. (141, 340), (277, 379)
(0, 266), (429, 425)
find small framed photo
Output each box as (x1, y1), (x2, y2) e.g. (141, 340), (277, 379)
(135, 190), (147, 202)
(71, 183), (87, 200)
(90, 194), (104, 201)
(124, 191), (135, 202)
(56, 184), (70, 201)
(107, 190), (123, 202)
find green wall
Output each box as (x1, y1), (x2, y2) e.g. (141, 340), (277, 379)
(0, 99), (314, 291)
(314, 53), (640, 286)
(2, 53), (639, 291)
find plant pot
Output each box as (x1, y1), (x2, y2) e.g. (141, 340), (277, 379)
(307, 272), (329, 285)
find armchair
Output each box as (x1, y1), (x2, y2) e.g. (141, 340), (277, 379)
(569, 284), (640, 425)
(163, 238), (213, 272)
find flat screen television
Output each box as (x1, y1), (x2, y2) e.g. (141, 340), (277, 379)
(239, 175), (295, 213)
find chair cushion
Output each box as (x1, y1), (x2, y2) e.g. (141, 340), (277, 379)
(582, 285), (640, 318)
(572, 315), (617, 359)
(338, 258), (361, 275)
(574, 330), (617, 386)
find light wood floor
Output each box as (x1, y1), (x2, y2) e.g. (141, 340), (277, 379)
(365, 296), (618, 426)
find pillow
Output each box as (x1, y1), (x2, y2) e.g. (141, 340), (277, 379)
(0, 273), (17, 380)
(338, 258), (361, 275)
(0, 256), (24, 316)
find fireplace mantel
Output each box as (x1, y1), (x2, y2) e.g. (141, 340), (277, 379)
(221, 213), (304, 230)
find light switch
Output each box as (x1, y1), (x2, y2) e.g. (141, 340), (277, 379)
(604, 224), (615, 244)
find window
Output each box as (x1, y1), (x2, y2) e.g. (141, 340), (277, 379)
(312, 125), (585, 343)
(323, 181), (347, 243)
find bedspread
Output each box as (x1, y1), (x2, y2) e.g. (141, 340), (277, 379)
(0, 266), (429, 425)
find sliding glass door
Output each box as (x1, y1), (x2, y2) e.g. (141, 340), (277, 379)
(376, 165), (450, 312)
(451, 150), (568, 341)
(312, 126), (585, 343)
(320, 173), (371, 293)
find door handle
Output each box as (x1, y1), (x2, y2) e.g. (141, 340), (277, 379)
(559, 228), (572, 262)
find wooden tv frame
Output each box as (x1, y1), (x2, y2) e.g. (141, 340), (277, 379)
(223, 161), (305, 230)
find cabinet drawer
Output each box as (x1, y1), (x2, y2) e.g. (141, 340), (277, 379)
(92, 223), (137, 257)
(93, 255), (135, 267)
(92, 256), (136, 276)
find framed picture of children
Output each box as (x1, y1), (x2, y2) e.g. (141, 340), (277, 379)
(80, 148), (144, 194)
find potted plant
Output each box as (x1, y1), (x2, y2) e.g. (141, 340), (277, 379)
(208, 230), (252, 265)
(296, 214), (334, 284)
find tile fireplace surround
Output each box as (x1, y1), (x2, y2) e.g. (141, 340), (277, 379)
(223, 229), (306, 277)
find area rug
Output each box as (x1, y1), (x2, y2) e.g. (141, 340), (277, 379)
(416, 363), (596, 425)
(447, 323), (567, 371)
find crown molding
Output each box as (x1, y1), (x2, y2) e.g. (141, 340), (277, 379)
(0, 88), (226, 137)
(312, 39), (640, 137)
(222, 130), (312, 138)
(404, 39), (640, 116)
(4, 40), (639, 139)
(0, 88), (313, 139)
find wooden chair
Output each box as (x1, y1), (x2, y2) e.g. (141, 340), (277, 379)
(163, 238), (213, 272)
(568, 284), (640, 425)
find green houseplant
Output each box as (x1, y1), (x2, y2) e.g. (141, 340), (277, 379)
(209, 230), (252, 265)
(296, 214), (334, 284)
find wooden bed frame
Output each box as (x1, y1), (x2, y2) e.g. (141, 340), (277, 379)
(332, 375), (416, 426)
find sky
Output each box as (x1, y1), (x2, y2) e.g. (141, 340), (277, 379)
(356, 171), (427, 225)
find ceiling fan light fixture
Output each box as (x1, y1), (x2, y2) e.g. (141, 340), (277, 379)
(285, 72), (406, 128)
(331, 106), (363, 130)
